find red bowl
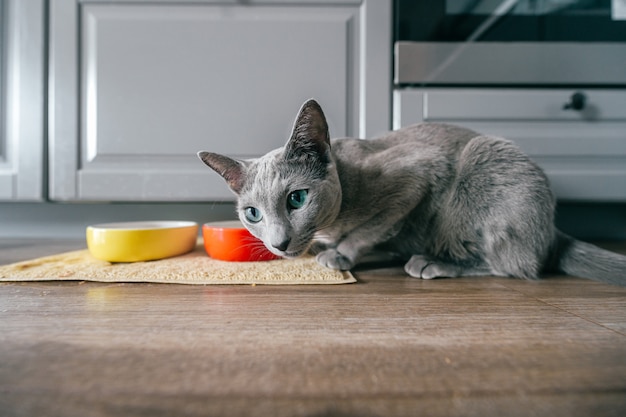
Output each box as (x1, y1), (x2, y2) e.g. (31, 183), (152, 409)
(202, 221), (281, 262)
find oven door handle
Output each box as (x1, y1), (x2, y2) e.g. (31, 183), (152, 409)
(563, 92), (587, 111)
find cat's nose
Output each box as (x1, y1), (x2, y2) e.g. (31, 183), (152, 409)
(272, 238), (291, 252)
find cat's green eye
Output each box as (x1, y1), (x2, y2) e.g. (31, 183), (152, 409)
(244, 207), (263, 223)
(287, 189), (308, 210)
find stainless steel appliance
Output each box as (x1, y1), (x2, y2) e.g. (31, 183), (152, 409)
(394, 0), (626, 85)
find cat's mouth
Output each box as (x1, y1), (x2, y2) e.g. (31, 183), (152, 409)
(274, 242), (312, 258)
(282, 249), (306, 258)
(265, 237), (313, 259)
(264, 244), (305, 259)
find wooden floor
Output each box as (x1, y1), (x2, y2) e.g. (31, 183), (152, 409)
(1, 239), (626, 417)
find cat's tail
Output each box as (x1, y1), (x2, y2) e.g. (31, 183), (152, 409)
(548, 231), (626, 286)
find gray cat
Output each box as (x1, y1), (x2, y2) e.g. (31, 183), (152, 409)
(198, 99), (626, 285)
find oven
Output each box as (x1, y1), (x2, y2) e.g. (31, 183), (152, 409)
(392, 0), (626, 202)
(394, 0), (626, 85)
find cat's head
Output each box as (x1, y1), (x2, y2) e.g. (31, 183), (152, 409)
(197, 99), (342, 258)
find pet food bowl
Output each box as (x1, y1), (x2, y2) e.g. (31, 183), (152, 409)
(202, 220), (281, 262)
(86, 221), (198, 262)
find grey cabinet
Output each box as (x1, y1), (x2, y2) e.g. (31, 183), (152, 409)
(394, 88), (626, 202)
(49, 0), (391, 201)
(0, 0), (45, 201)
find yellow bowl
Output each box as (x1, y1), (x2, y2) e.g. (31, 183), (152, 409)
(86, 221), (198, 262)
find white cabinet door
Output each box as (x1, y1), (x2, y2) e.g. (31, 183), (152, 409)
(49, 0), (391, 201)
(394, 88), (626, 202)
(0, 0), (44, 201)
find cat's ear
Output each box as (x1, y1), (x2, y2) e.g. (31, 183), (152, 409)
(284, 99), (331, 163)
(197, 151), (246, 194)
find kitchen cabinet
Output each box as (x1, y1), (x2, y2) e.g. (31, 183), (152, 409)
(0, 0), (45, 201)
(394, 88), (626, 202)
(49, 0), (391, 201)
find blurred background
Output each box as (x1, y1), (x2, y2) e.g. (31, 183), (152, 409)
(1, 0), (625, 239)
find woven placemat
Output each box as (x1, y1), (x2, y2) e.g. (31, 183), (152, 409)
(0, 244), (355, 285)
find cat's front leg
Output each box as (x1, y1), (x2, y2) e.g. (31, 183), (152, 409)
(310, 237), (354, 270)
(316, 212), (408, 271)
(316, 248), (354, 270)
(308, 240), (329, 256)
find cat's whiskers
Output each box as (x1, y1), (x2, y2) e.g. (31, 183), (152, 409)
(231, 235), (275, 259)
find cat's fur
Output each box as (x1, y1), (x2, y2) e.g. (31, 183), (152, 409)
(198, 99), (626, 285)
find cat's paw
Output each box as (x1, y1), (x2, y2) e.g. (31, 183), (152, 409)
(404, 255), (455, 279)
(316, 249), (354, 270)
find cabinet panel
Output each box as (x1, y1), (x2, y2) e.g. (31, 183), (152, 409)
(0, 0), (44, 201)
(394, 88), (626, 202)
(50, 0), (391, 201)
(82, 5), (350, 159)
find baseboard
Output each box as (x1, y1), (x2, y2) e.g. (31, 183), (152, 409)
(1, 201), (625, 241)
